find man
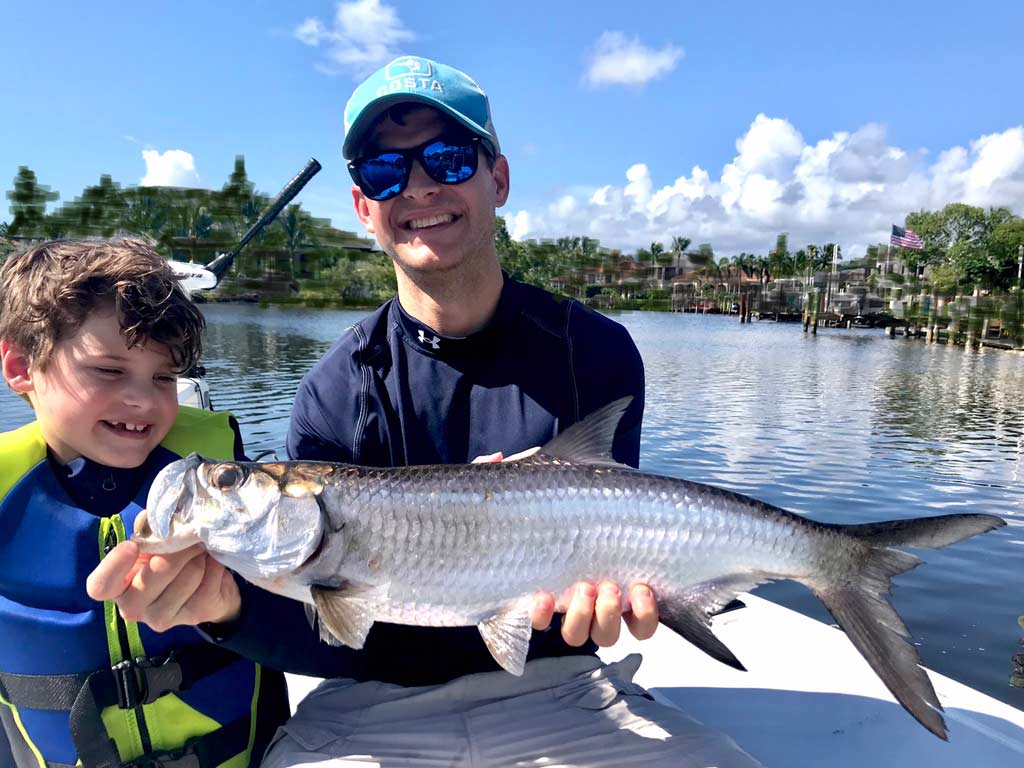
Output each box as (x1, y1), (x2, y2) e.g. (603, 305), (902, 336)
(91, 56), (761, 767)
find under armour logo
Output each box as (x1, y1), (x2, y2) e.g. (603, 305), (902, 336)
(417, 329), (440, 349)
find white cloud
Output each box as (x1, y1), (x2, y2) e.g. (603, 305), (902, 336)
(292, 0), (414, 77)
(584, 32), (683, 87)
(508, 119), (1024, 259)
(140, 149), (201, 187)
(507, 210), (532, 241)
(294, 18), (326, 46)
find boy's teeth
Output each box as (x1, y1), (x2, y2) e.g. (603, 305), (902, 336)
(409, 214), (454, 230)
(110, 421), (147, 432)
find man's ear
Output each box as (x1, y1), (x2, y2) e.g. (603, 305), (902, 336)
(492, 155), (510, 208)
(0, 339), (35, 394)
(352, 184), (376, 234)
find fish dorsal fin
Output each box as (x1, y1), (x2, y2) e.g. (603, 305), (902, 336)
(311, 582), (386, 649)
(538, 396), (633, 468)
(477, 600), (534, 676)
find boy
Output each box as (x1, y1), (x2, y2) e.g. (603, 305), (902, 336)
(0, 239), (288, 768)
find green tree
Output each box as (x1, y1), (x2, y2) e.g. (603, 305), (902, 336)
(769, 233), (792, 278)
(947, 239), (995, 288)
(278, 204), (318, 279)
(174, 192), (214, 262)
(650, 241), (671, 266)
(219, 156), (257, 238)
(988, 218), (1024, 285)
(64, 175), (126, 237)
(670, 236), (691, 270)
(495, 215), (530, 280)
(6, 166), (59, 238)
(122, 188), (171, 240)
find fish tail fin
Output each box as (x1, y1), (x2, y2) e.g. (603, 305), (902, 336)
(813, 548), (947, 740)
(812, 513), (1004, 741)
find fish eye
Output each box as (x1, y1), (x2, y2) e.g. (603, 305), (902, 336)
(210, 463), (246, 491)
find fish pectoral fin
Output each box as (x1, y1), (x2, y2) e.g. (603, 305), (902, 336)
(310, 583), (385, 649)
(478, 601), (534, 676)
(303, 601), (317, 629)
(302, 601), (343, 647)
(659, 577), (766, 671)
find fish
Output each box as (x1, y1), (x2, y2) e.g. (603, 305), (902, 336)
(137, 397), (1006, 740)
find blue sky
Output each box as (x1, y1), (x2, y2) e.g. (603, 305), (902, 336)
(3, 1), (1023, 258)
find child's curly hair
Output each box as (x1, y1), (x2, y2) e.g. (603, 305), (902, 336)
(0, 238), (204, 373)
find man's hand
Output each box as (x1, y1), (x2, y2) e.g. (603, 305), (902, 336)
(470, 448), (660, 647)
(85, 512), (241, 632)
(530, 582), (659, 646)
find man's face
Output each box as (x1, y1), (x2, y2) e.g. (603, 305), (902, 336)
(351, 107), (510, 276)
(1, 308), (180, 468)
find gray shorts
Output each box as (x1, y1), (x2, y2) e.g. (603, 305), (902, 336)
(262, 654), (761, 768)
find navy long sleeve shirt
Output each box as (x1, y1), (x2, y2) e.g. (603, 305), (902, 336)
(219, 276), (645, 686)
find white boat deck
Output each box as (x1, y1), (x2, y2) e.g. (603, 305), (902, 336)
(286, 594), (1024, 766)
(598, 594), (1024, 767)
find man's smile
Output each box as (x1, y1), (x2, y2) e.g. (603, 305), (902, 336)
(402, 212), (460, 231)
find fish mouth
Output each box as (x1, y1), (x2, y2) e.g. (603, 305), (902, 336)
(138, 453), (204, 549)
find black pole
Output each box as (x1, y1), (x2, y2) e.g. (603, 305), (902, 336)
(205, 158), (322, 283)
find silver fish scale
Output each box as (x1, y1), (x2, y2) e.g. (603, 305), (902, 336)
(311, 458), (819, 626)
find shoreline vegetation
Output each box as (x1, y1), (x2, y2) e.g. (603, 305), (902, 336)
(3, 161), (1023, 348)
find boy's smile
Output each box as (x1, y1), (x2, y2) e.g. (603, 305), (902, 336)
(3, 308), (179, 468)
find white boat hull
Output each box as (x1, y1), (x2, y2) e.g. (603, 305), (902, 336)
(286, 594), (1024, 766)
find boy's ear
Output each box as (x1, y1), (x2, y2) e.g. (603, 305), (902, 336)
(1, 340), (35, 394)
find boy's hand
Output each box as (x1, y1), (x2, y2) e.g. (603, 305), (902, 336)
(471, 448), (660, 647)
(86, 513), (241, 632)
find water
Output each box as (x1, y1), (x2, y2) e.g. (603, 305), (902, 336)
(3, 305), (1022, 709)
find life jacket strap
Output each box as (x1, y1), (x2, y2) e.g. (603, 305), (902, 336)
(68, 644), (244, 768)
(121, 715), (253, 768)
(0, 670), (91, 711)
(2, 645), (247, 768)
(0, 644), (241, 712)
(71, 713), (252, 768)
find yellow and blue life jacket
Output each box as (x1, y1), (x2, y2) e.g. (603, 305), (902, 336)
(0, 407), (288, 768)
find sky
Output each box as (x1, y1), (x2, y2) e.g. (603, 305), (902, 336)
(3, 0), (1023, 259)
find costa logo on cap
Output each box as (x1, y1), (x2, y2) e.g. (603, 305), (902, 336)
(343, 55), (501, 160)
(377, 56), (444, 97)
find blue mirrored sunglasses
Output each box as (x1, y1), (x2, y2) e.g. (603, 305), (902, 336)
(348, 135), (484, 202)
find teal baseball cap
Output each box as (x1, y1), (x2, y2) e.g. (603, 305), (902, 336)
(342, 55), (501, 160)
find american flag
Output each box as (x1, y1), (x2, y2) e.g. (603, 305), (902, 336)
(890, 225), (924, 251)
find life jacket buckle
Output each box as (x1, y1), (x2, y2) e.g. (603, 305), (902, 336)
(124, 740), (202, 768)
(112, 654), (184, 709)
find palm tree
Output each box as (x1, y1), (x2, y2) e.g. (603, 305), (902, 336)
(650, 241), (666, 266)
(279, 204), (315, 281)
(671, 236), (691, 270)
(177, 199), (213, 263)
